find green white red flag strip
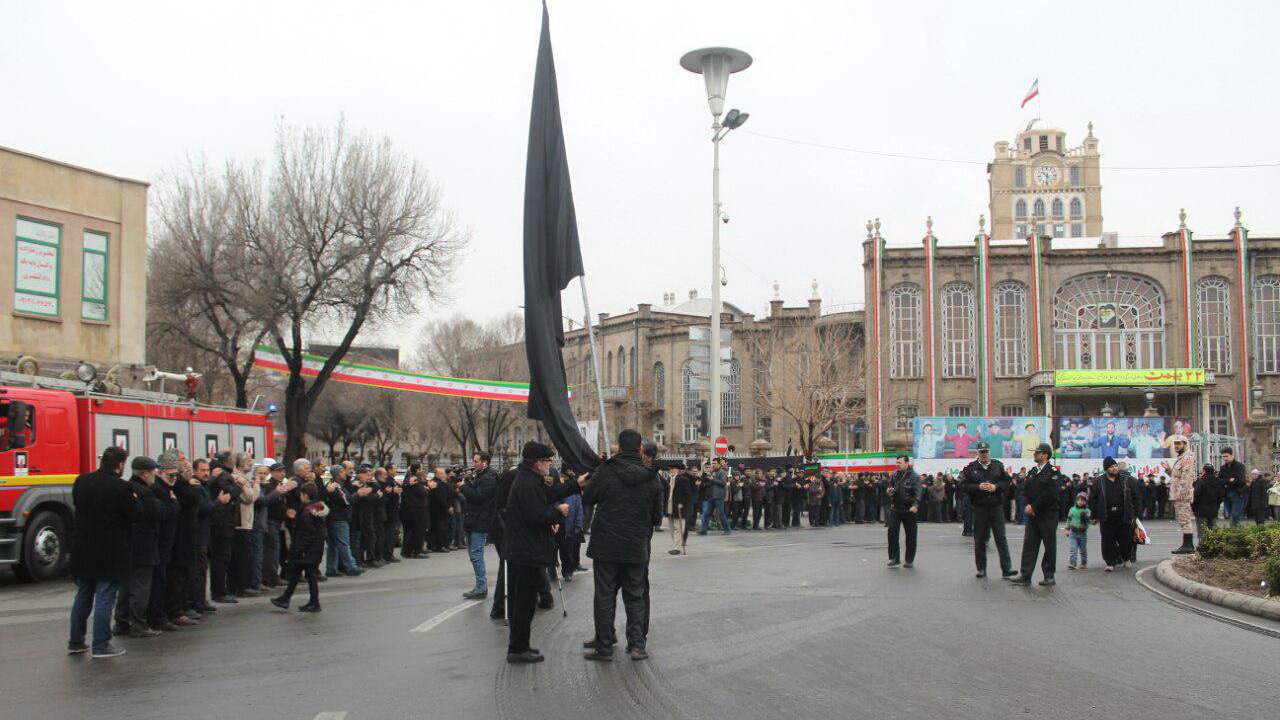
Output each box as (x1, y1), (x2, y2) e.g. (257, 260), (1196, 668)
(1179, 227), (1195, 366)
(923, 231), (936, 415)
(817, 452), (899, 473)
(975, 231), (992, 415)
(252, 346), (566, 403)
(1234, 223), (1251, 414)
(1021, 78), (1039, 109)
(871, 232), (884, 452)
(1028, 230), (1045, 372)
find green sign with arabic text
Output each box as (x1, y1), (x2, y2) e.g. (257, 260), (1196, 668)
(1054, 368), (1206, 388)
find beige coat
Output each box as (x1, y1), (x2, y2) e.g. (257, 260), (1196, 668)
(235, 473), (260, 530)
(1167, 451), (1197, 503)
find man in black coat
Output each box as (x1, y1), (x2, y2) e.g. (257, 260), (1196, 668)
(1009, 444), (1062, 586)
(503, 442), (574, 664)
(67, 446), (137, 658)
(489, 466), (517, 620)
(400, 466), (430, 559)
(885, 455), (922, 568)
(113, 456), (172, 637)
(147, 453), (182, 631)
(581, 430), (662, 662)
(959, 442), (1015, 579)
(167, 456), (204, 623)
(459, 451), (499, 599)
(1218, 448), (1248, 527)
(1090, 456), (1140, 570)
(206, 452), (242, 603)
(668, 465), (698, 555)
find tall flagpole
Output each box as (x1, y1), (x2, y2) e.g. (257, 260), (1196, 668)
(579, 276), (610, 454)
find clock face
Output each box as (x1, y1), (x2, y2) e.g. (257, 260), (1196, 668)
(1034, 165), (1060, 186)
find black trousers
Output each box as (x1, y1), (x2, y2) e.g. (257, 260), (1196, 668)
(591, 560), (648, 653)
(263, 522), (282, 585)
(209, 526), (233, 598)
(403, 510), (428, 556)
(232, 529), (254, 593)
(1099, 514), (1135, 567)
(971, 505), (1012, 574)
(887, 511), (918, 563)
(752, 500), (764, 529)
(428, 511), (449, 550)
(382, 518), (400, 559)
(790, 496), (803, 526)
(1018, 511), (1058, 579)
(281, 563), (319, 605)
(506, 563), (542, 654)
(146, 563), (168, 625)
(191, 545), (209, 606)
(360, 515), (382, 563)
(165, 560), (189, 619)
(114, 563), (153, 627)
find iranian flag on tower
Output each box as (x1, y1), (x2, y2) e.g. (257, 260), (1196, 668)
(1021, 78), (1039, 108)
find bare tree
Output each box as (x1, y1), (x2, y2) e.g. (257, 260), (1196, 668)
(239, 120), (468, 463)
(745, 318), (867, 460)
(148, 159), (269, 407)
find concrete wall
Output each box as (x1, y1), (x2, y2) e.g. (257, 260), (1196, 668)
(0, 146), (148, 366)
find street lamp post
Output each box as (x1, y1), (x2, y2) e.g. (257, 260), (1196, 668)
(681, 46), (751, 447)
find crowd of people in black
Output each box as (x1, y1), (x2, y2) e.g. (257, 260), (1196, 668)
(63, 435), (1279, 661)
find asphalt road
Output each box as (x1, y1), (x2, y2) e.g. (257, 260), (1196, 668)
(0, 517), (1275, 720)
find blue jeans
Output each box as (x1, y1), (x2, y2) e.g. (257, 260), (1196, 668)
(700, 498), (731, 534)
(249, 530), (264, 589)
(70, 577), (119, 652)
(1069, 530), (1088, 567)
(1226, 494), (1246, 526)
(467, 531), (488, 593)
(326, 520), (359, 574)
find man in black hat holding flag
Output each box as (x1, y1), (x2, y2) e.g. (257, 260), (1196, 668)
(1009, 443), (1063, 586)
(959, 441), (1015, 579)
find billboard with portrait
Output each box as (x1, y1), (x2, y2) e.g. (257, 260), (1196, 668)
(1056, 416), (1192, 477)
(911, 416), (1051, 475)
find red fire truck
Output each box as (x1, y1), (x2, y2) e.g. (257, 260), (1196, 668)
(0, 379), (275, 581)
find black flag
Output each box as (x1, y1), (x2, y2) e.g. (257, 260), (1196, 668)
(522, 3), (601, 474)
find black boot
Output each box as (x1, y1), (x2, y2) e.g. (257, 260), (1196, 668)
(1171, 533), (1195, 555)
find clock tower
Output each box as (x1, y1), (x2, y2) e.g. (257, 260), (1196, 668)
(987, 123), (1102, 241)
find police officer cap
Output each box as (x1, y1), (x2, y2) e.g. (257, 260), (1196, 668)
(522, 441), (554, 460)
(132, 456), (158, 472)
(976, 441), (991, 451)
(1035, 443), (1053, 455)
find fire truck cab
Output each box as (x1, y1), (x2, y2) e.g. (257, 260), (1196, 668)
(0, 381), (274, 581)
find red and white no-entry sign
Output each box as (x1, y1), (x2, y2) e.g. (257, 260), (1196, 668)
(714, 436), (729, 456)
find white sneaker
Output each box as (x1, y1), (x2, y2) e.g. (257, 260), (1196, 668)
(91, 643), (126, 659)
(1122, 561), (1132, 569)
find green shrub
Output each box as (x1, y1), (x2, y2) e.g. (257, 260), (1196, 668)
(1197, 524), (1280, 560)
(1266, 555), (1280, 598)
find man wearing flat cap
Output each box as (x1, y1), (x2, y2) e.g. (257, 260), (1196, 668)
(1009, 443), (1063, 586)
(503, 441), (579, 663)
(113, 456), (173, 637)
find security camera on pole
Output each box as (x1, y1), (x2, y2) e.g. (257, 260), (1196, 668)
(681, 46), (751, 447)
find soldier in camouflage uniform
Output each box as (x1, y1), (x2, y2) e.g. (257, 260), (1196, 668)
(1162, 435), (1197, 554)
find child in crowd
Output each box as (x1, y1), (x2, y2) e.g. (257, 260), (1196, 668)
(272, 483), (327, 613)
(1065, 492), (1091, 570)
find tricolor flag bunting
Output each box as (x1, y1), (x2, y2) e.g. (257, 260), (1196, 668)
(816, 452), (901, 474)
(252, 345), (566, 403)
(1021, 78), (1039, 109)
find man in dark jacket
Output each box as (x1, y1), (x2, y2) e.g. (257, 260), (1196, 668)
(206, 452), (242, 603)
(401, 466), (430, 558)
(1090, 456), (1140, 570)
(959, 442), (1015, 579)
(1009, 444), (1062, 586)
(167, 455), (203, 623)
(147, 453), (182, 631)
(669, 465), (698, 555)
(113, 456), (172, 637)
(581, 430), (661, 662)
(503, 442), (573, 664)
(885, 455), (921, 568)
(188, 458), (218, 614)
(459, 451), (499, 599)
(67, 446), (136, 658)
(1218, 448), (1248, 527)
(489, 466), (517, 620)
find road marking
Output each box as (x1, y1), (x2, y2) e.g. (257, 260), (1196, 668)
(411, 600), (481, 633)
(314, 713), (347, 720)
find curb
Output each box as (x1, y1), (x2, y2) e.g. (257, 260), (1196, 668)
(1153, 559), (1280, 622)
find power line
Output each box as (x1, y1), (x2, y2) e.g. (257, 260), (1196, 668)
(742, 130), (1280, 171)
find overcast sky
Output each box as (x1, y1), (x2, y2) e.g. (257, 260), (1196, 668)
(6, 0), (1279, 354)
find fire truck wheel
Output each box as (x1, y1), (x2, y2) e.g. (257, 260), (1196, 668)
(14, 511), (68, 582)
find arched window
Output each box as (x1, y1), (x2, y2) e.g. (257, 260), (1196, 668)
(1014, 198), (1028, 219)
(940, 282), (975, 378)
(617, 346), (626, 386)
(1196, 277), (1233, 374)
(629, 347), (636, 386)
(652, 362), (665, 406)
(993, 280), (1029, 377)
(606, 351), (613, 384)
(1069, 197), (1083, 219)
(1033, 198), (1046, 219)
(1254, 275), (1280, 374)
(1051, 197), (1064, 218)
(888, 284), (922, 378)
(681, 360), (698, 443)
(722, 359), (742, 427)
(1053, 273), (1165, 369)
